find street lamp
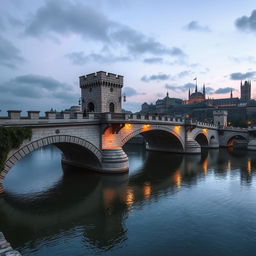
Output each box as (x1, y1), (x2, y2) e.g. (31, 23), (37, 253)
(247, 120), (252, 127)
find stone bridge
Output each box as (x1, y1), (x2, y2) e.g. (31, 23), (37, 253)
(0, 110), (254, 194)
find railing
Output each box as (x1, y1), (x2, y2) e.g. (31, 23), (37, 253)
(0, 110), (223, 129)
(126, 114), (185, 124)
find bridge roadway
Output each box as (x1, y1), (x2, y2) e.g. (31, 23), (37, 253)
(0, 110), (254, 194)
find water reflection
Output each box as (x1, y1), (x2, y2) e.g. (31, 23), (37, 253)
(0, 145), (256, 255)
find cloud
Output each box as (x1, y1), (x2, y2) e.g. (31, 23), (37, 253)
(143, 57), (164, 64)
(165, 83), (217, 95)
(165, 82), (195, 92)
(229, 56), (256, 64)
(0, 35), (24, 68)
(66, 51), (131, 65)
(235, 10), (256, 33)
(230, 71), (256, 80)
(0, 17), (5, 30)
(123, 87), (145, 97)
(215, 87), (235, 94)
(141, 73), (170, 82)
(111, 26), (185, 57)
(205, 87), (215, 94)
(184, 21), (211, 32)
(156, 93), (165, 98)
(0, 74), (77, 101)
(177, 70), (191, 78)
(25, 1), (111, 41)
(122, 101), (141, 112)
(24, 0), (185, 59)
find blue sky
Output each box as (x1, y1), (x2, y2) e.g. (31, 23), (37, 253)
(0, 0), (256, 113)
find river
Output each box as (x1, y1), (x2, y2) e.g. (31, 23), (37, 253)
(1, 144), (256, 256)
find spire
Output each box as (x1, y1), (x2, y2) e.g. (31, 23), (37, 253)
(203, 84), (206, 96)
(230, 89), (233, 98)
(166, 91), (169, 97)
(195, 85), (198, 93)
(188, 88), (190, 98)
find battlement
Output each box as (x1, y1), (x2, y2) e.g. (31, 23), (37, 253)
(80, 71), (123, 88)
(213, 110), (228, 115)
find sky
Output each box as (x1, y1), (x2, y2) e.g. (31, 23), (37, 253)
(0, 0), (256, 113)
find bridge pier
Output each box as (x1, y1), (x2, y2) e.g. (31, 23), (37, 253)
(101, 148), (129, 173)
(185, 140), (201, 154)
(247, 140), (256, 150)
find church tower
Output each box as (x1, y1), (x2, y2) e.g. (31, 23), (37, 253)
(80, 71), (123, 113)
(240, 80), (251, 103)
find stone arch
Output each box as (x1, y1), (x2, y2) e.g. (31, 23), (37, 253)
(194, 133), (209, 147)
(121, 125), (185, 152)
(226, 134), (248, 147)
(0, 135), (102, 193)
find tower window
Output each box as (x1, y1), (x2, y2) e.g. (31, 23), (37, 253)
(88, 102), (95, 112)
(109, 102), (115, 113)
(110, 87), (113, 92)
(89, 87), (92, 92)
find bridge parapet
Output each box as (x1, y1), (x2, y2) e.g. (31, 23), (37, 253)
(220, 127), (248, 132)
(126, 114), (184, 124)
(0, 111), (101, 126)
(185, 119), (217, 129)
(100, 112), (185, 124)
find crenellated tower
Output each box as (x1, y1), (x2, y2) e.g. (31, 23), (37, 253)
(80, 71), (123, 113)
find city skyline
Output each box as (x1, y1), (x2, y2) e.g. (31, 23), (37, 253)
(0, 0), (256, 113)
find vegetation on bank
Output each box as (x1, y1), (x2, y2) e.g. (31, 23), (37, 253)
(0, 127), (32, 172)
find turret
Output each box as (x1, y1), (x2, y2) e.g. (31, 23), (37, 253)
(203, 84), (206, 98)
(230, 89), (233, 98)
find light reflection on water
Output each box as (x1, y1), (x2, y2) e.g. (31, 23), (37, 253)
(0, 144), (256, 256)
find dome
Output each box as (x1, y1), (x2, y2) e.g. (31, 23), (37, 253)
(190, 92), (204, 99)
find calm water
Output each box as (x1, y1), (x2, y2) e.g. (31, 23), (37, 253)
(1, 145), (256, 256)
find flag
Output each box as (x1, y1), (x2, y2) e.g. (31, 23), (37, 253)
(193, 77), (197, 81)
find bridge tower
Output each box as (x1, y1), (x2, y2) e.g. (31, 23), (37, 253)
(80, 71), (123, 113)
(213, 110), (227, 127)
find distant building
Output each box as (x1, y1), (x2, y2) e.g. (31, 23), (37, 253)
(140, 80), (255, 126)
(240, 80), (251, 102)
(183, 85), (206, 104)
(141, 92), (182, 114)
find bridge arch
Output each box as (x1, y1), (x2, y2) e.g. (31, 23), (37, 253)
(0, 135), (102, 193)
(194, 133), (209, 147)
(120, 125), (185, 153)
(226, 134), (248, 147)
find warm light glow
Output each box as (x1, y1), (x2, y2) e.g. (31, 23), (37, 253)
(143, 182), (151, 200)
(227, 160), (231, 171)
(202, 128), (208, 134)
(103, 189), (116, 208)
(102, 126), (121, 149)
(248, 159), (252, 174)
(247, 121), (252, 126)
(173, 170), (182, 188)
(202, 159), (208, 175)
(125, 123), (132, 129)
(142, 124), (151, 131)
(174, 126), (181, 134)
(125, 188), (134, 208)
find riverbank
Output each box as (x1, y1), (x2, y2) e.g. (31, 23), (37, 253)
(0, 232), (21, 255)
